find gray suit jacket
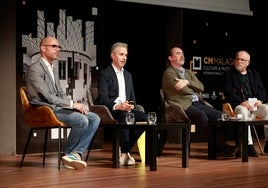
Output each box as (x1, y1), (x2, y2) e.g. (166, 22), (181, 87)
(25, 58), (71, 111)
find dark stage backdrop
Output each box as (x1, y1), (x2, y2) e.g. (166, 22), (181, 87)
(101, 1), (254, 113)
(182, 9), (254, 109)
(16, 0), (258, 151)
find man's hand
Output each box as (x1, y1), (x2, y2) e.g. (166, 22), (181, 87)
(241, 99), (262, 111)
(174, 78), (189, 90)
(115, 101), (134, 111)
(73, 102), (88, 114)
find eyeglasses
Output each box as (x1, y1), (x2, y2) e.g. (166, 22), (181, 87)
(235, 58), (249, 62)
(43, 44), (62, 50)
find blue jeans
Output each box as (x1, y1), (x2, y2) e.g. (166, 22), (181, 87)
(55, 108), (100, 156)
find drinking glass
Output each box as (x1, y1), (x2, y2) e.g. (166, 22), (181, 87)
(125, 112), (135, 125)
(148, 112), (157, 125)
(221, 111), (230, 121)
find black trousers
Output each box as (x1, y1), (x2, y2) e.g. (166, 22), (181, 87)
(186, 102), (227, 149)
(113, 109), (148, 153)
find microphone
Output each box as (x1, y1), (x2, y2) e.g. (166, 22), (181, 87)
(240, 87), (246, 101)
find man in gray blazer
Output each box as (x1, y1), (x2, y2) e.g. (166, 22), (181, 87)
(25, 36), (100, 170)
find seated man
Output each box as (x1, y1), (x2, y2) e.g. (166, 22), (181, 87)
(25, 36), (100, 170)
(162, 46), (238, 157)
(223, 50), (268, 156)
(95, 42), (148, 165)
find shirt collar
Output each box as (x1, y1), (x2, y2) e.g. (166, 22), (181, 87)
(112, 64), (124, 74)
(41, 57), (54, 69)
(174, 66), (185, 74)
(179, 67), (185, 73)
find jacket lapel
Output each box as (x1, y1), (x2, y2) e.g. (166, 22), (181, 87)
(109, 65), (119, 93)
(40, 59), (57, 92)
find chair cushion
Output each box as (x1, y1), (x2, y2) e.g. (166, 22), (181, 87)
(24, 106), (65, 127)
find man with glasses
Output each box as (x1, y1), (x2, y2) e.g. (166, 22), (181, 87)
(223, 50), (268, 156)
(42, 44), (62, 50)
(25, 36), (100, 169)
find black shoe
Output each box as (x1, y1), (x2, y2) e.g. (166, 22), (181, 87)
(216, 145), (238, 157)
(216, 150), (234, 157)
(264, 140), (268, 153)
(225, 145), (239, 155)
(248, 145), (258, 157)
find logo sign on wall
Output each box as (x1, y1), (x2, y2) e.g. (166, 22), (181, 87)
(192, 56), (233, 74)
(190, 55), (234, 107)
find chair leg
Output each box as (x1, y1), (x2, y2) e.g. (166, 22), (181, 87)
(85, 143), (92, 162)
(252, 125), (264, 155)
(19, 128), (33, 168)
(58, 127), (61, 170)
(43, 128), (48, 166)
(157, 130), (168, 156)
(85, 132), (98, 161)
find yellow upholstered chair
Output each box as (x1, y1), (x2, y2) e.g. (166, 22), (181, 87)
(19, 86), (69, 170)
(86, 87), (146, 162)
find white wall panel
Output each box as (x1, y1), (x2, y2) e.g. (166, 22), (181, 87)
(117, 0), (253, 15)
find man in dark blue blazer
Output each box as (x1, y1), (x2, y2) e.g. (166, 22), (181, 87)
(95, 42), (148, 166)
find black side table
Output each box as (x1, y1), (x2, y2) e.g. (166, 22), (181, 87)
(208, 119), (268, 162)
(108, 121), (191, 171)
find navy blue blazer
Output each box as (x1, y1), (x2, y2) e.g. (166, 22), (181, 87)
(95, 65), (136, 112)
(223, 67), (268, 109)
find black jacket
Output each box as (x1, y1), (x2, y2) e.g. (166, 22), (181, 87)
(95, 65), (136, 112)
(223, 67), (268, 109)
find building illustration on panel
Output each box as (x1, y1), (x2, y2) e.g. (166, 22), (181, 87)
(22, 9), (97, 102)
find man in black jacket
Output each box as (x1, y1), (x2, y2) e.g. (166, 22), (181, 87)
(223, 50), (268, 156)
(95, 42), (148, 165)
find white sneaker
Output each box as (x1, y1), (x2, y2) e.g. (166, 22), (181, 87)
(63, 164), (75, 170)
(119, 153), (135, 166)
(62, 152), (87, 170)
(126, 153), (135, 165)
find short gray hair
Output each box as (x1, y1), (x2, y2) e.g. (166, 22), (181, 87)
(110, 42), (128, 53)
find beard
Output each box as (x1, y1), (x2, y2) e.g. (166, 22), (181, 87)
(235, 65), (246, 73)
